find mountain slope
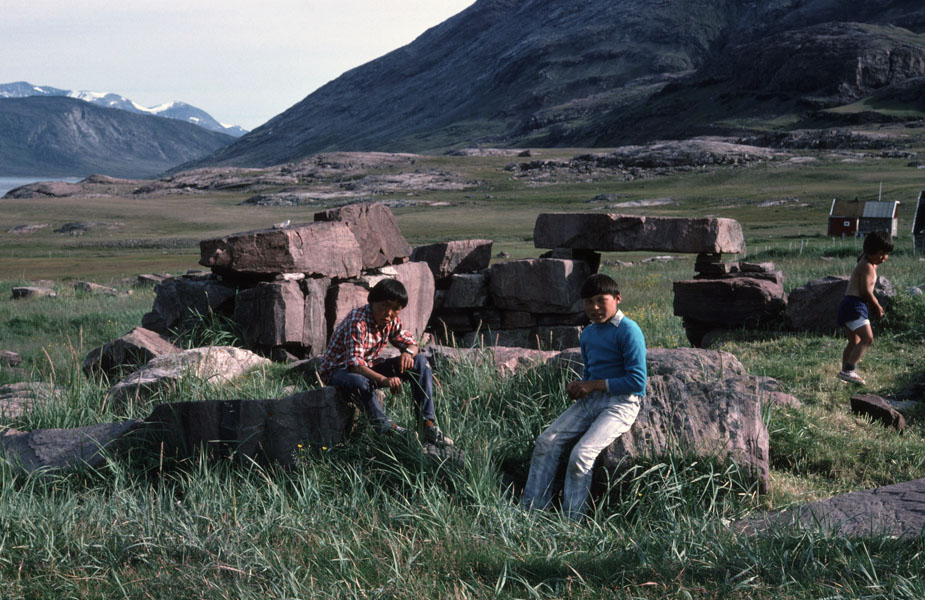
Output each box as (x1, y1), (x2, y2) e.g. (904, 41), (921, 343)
(189, 0), (925, 169)
(0, 82), (247, 137)
(0, 97), (235, 178)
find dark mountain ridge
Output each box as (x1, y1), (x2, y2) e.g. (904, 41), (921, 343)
(0, 97), (234, 178)
(186, 0), (925, 169)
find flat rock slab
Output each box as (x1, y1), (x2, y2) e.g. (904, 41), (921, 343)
(851, 393), (906, 432)
(741, 478), (925, 539)
(199, 221), (363, 278)
(0, 382), (64, 421)
(0, 351), (22, 367)
(107, 346), (271, 406)
(0, 421), (142, 473)
(144, 387), (358, 464)
(534, 213), (745, 254)
(11, 286), (57, 300)
(83, 327), (180, 377)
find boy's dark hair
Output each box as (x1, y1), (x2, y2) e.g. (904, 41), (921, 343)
(368, 278), (408, 307)
(581, 273), (620, 299)
(863, 230), (894, 255)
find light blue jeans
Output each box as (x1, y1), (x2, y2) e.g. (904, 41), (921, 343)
(522, 391), (641, 519)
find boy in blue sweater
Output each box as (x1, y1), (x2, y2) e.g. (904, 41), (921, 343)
(522, 273), (646, 519)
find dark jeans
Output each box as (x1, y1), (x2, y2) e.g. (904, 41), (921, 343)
(328, 354), (435, 430)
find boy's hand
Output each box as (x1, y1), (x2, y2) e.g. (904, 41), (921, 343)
(381, 376), (403, 393)
(567, 380), (603, 399)
(398, 351), (415, 373)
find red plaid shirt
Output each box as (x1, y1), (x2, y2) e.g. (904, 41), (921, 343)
(318, 304), (416, 383)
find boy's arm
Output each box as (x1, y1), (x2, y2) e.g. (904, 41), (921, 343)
(603, 324), (647, 396)
(859, 262), (884, 318)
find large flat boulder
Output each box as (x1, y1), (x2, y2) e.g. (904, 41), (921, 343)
(199, 221), (363, 278)
(143, 387), (358, 464)
(106, 346), (271, 406)
(314, 202), (411, 270)
(411, 239), (493, 281)
(489, 258), (591, 313)
(0, 421), (142, 473)
(534, 213), (746, 254)
(83, 327), (180, 377)
(741, 477), (925, 538)
(786, 275), (895, 332)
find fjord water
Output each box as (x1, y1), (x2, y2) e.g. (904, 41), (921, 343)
(0, 176), (81, 197)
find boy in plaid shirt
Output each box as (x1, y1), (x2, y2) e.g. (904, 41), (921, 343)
(318, 279), (452, 446)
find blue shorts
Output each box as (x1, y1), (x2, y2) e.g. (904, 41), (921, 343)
(837, 295), (869, 331)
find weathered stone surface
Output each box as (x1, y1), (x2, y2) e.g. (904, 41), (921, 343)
(538, 248), (602, 273)
(443, 273), (490, 308)
(411, 239), (493, 280)
(83, 327), (180, 377)
(314, 202), (410, 269)
(786, 275), (895, 332)
(74, 281), (120, 296)
(199, 221), (363, 278)
(0, 421), (142, 473)
(0, 382), (64, 421)
(325, 281), (370, 339)
(851, 393), (906, 433)
(0, 351), (22, 367)
(673, 276), (787, 326)
(490, 258), (591, 313)
(740, 477), (925, 539)
(302, 277), (331, 356)
(143, 387), (358, 464)
(535, 326), (582, 350)
(462, 328), (536, 349)
(427, 345), (560, 377)
(106, 346), (271, 406)
(390, 262), (436, 341)
(11, 286), (57, 300)
(135, 273), (170, 287)
(234, 280), (305, 347)
(141, 276), (237, 334)
(601, 373), (770, 491)
(534, 213), (746, 254)
(501, 310), (537, 329)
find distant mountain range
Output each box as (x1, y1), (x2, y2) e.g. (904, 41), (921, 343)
(0, 96), (234, 178)
(0, 81), (247, 137)
(186, 0), (925, 169)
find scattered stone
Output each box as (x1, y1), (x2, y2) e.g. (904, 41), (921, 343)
(411, 240), (493, 281)
(143, 387), (358, 464)
(0, 351), (22, 367)
(534, 213), (746, 254)
(11, 286), (57, 300)
(83, 327), (180, 378)
(0, 421), (142, 474)
(199, 221), (364, 279)
(53, 221), (120, 235)
(314, 202), (411, 270)
(0, 382), (63, 420)
(851, 394), (906, 433)
(786, 275), (895, 332)
(6, 224), (49, 234)
(106, 346), (272, 407)
(74, 281), (120, 296)
(135, 273), (171, 287)
(740, 477), (925, 539)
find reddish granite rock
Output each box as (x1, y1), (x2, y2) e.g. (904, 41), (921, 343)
(314, 202), (411, 269)
(411, 239), (493, 281)
(199, 221), (363, 279)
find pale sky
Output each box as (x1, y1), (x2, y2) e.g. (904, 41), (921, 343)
(1, 0), (476, 131)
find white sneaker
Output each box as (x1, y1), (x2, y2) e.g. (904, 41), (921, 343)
(837, 370), (866, 385)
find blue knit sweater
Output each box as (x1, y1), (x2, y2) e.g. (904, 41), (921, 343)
(579, 310), (647, 396)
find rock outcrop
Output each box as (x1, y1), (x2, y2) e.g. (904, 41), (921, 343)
(786, 275), (895, 332)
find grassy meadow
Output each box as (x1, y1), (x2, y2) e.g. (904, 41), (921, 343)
(1, 140), (924, 598)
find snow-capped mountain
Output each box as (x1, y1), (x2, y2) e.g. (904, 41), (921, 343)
(0, 82), (247, 137)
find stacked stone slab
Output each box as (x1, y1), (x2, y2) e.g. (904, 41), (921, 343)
(141, 202), (434, 360)
(534, 212), (786, 347)
(674, 254), (787, 347)
(415, 238), (592, 350)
